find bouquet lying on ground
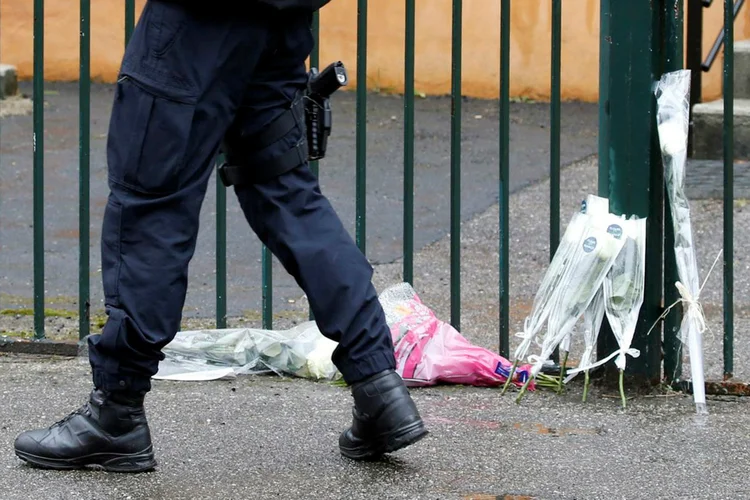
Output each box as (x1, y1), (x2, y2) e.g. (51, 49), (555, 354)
(379, 282), (536, 389)
(154, 283), (537, 389)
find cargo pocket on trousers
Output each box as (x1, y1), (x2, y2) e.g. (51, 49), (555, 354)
(107, 76), (195, 195)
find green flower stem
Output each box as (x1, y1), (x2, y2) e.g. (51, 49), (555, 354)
(583, 369), (590, 402)
(501, 358), (519, 395)
(557, 350), (569, 393)
(619, 369), (626, 409)
(515, 375), (534, 404)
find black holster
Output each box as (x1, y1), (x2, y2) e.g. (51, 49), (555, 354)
(218, 61), (348, 187)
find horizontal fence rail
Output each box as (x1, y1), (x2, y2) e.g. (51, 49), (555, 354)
(6, 0), (738, 390)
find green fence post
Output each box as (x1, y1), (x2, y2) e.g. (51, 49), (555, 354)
(723, 0), (735, 379)
(550, 0), (561, 257)
(79, 0), (91, 340)
(33, 0), (45, 340)
(216, 155), (227, 330)
(308, 11), (320, 322)
(597, 0), (610, 198)
(498, 0), (511, 358)
(262, 246), (273, 330)
(549, 0), (562, 364)
(403, 0), (415, 286)
(596, 0), (616, 363)
(450, 0), (462, 331)
(355, 0), (367, 254)
(663, 0), (685, 383)
(125, 0), (135, 46)
(598, 0), (665, 383)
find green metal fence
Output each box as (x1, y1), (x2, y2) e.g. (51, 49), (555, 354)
(18, 0), (738, 387)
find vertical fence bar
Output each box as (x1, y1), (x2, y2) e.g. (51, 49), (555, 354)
(403, 0), (416, 286)
(262, 246), (273, 330)
(450, 0), (462, 330)
(663, 0), (685, 382)
(498, 0), (511, 358)
(596, 0), (619, 363)
(79, 0), (91, 340)
(598, 0), (611, 198)
(33, 0), (45, 339)
(686, 0), (703, 153)
(550, 0), (561, 255)
(549, 0), (562, 363)
(125, 0), (135, 46)
(216, 156), (227, 329)
(355, 0), (368, 254)
(308, 11), (320, 322)
(723, 0), (735, 379)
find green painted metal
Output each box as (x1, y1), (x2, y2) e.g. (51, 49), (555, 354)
(33, 0), (45, 340)
(403, 0), (416, 286)
(356, 0), (367, 254)
(550, 0), (561, 256)
(450, 0), (462, 330)
(549, 0), (562, 363)
(597, 0), (611, 199)
(663, 0), (685, 383)
(596, 0), (618, 366)
(723, 0), (735, 379)
(498, 0), (511, 358)
(262, 246), (273, 330)
(216, 157), (227, 329)
(79, 0), (91, 340)
(125, 0), (135, 46)
(601, 0), (664, 380)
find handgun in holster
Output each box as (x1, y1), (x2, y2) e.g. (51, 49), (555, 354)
(304, 60), (348, 161)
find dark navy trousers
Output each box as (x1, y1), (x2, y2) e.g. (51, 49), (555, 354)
(88, 0), (396, 393)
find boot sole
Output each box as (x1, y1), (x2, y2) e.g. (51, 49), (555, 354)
(15, 445), (157, 473)
(340, 420), (429, 461)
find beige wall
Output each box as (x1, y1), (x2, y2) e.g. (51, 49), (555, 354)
(1, 0), (749, 102)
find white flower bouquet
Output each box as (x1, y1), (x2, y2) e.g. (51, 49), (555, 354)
(515, 210), (627, 402)
(655, 69), (709, 414)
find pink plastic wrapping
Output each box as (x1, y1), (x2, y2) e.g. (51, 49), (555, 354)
(382, 284), (534, 389)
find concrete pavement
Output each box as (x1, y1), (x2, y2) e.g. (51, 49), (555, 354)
(1, 353), (749, 500)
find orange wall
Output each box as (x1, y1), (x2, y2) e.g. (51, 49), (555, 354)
(1, 0), (748, 102)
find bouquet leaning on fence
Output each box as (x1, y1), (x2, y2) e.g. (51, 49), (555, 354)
(501, 209), (591, 395)
(564, 216), (647, 408)
(655, 68), (713, 415)
(515, 210), (627, 403)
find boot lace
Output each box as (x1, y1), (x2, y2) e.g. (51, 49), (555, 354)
(51, 403), (92, 428)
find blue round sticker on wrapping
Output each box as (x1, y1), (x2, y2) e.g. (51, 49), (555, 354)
(607, 224), (623, 239)
(583, 236), (597, 253)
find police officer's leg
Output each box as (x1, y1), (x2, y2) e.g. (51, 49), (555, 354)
(222, 13), (427, 460)
(14, 1), (271, 472)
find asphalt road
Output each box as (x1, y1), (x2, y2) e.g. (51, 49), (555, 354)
(1, 354), (748, 500)
(0, 82), (597, 318)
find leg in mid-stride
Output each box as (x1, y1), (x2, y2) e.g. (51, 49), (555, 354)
(13, 0), (427, 473)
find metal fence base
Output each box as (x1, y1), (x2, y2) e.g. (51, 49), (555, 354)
(0, 336), (80, 357)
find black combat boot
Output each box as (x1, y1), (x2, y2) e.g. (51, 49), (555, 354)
(14, 389), (156, 473)
(339, 369), (428, 460)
